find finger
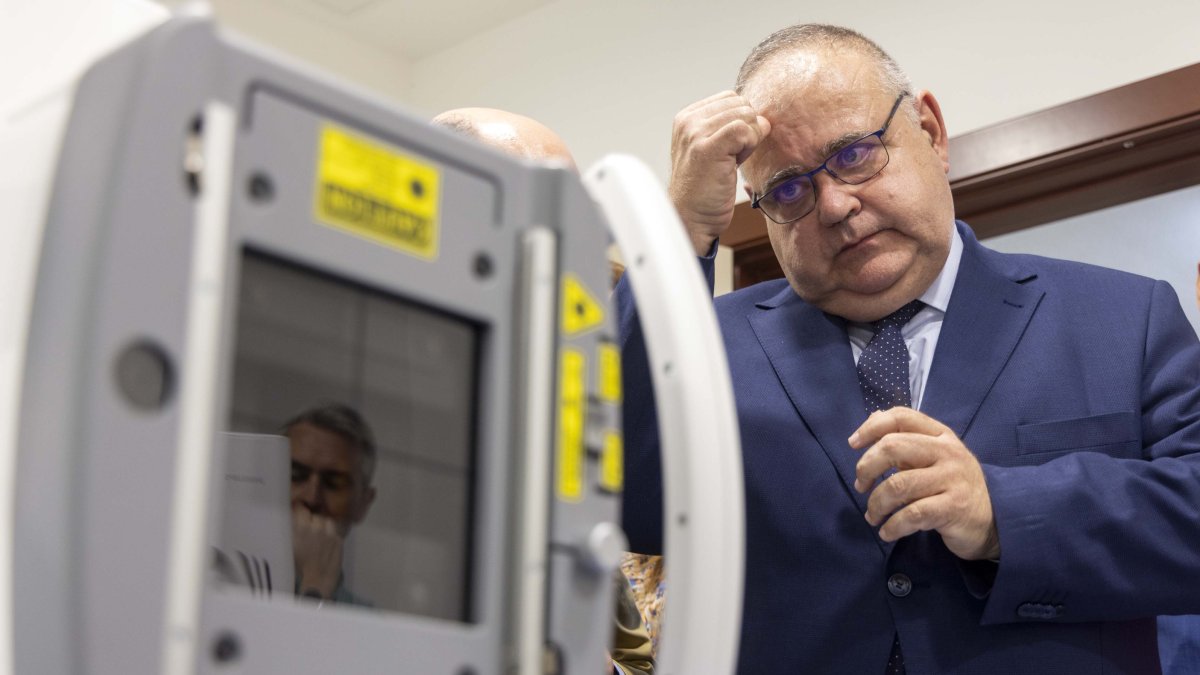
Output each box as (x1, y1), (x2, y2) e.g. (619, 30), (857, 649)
(706, 118), (766, 167)
(311, 515), (337, 535)
(863, 466), (944, 526)
(673, 92), (758, 138)
(292, 506), (312, 526)
(679, 91), (758, 126)
(875, 493), (954, 543)
(849, 406), (947, 449)
(757, 114), (772, 140)
(676, 104), (763, 152)
(675, 90), (742, 118)
(733, 116), (772, 165)
(854, 432), (944, 492)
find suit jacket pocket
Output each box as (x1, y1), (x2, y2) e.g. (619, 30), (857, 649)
(1016, 411), (1141, 458)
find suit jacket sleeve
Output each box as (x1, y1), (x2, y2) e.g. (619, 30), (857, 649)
(981, 279), (1200, 624)
(617, 251), (718, 556)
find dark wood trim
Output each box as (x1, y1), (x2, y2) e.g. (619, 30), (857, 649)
(950, 63), (1200, 238)
(730, 63), (1200, 288)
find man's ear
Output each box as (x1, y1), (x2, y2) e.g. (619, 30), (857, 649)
(914, 90), (950, 173)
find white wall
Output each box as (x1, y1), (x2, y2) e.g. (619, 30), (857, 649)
(986, 185), (1200, 337)
(404, 0), (1200, 184)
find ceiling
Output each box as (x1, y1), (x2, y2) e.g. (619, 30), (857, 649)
(265, 0), (556, 60)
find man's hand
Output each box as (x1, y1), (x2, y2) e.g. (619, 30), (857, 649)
(849, 407), (1000, 561)
(292, 506), (344, 599)
(668, 91), (771, 256)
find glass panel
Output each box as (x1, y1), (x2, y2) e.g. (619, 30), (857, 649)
(213, 250), (479, 622)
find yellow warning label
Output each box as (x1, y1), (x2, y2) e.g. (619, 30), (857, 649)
(561, 274), (605, 335)
(557, 349), (587, 502)
(314, 124), (440, 260)
(598, 342), (622, 403)
(600, 431), (623, 493)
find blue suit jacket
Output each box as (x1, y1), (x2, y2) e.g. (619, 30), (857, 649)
(618, 222), (1200, 675)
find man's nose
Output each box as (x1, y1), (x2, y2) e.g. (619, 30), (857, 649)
(812, 171), (860, 227)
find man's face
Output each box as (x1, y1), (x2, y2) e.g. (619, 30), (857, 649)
(740, 48), (955, 322)
(288, 422), (375, 535)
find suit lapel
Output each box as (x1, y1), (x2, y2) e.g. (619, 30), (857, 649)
(920, 225), (1044, 438)
(747, 287), (875, 518)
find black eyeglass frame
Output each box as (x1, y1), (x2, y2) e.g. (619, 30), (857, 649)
(750, 92), (911, 225)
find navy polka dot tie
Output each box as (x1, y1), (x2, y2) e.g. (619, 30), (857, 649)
(857, 300), (923, 414)
(855, 299), (923, 675)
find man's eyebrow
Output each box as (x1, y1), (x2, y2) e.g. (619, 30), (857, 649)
(759, 129), (872, 195)
(291, 460), (351, 476)
(817, 129), (872, 162)
(759, 166), (806, 196)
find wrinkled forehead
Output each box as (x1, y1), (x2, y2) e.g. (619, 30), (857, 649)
(290, 422), (363, 467)
(740, 47), (882, 114)
(740, 48), (891, 188)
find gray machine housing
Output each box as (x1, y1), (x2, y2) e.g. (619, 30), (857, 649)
(15, 14), (621, 675)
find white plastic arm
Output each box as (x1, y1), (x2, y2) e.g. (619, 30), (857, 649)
(583, 154), (744, 675)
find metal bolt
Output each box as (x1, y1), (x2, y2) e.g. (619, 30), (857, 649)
(212, 631), (241, 664)
(474, 253), (494, 279)
(114, 340), (173, 411)
(248, 172), (275, 202)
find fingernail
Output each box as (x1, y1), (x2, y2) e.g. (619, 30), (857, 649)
(848, 431), (860, 446)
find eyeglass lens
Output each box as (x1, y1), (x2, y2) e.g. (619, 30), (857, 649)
(759, 134), (889, 224)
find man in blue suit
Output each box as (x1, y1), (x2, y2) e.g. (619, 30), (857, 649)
(618, 23), (1200, 674)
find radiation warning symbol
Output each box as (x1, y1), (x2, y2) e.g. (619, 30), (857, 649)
(561, 274), (605, 335)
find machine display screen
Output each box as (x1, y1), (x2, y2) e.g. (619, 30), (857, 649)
(217, 249), (480, 622)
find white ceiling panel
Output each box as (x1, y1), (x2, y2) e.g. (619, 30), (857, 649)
(267, 0), (556, 59)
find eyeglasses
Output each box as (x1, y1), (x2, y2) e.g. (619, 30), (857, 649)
(291, 461), (354, 492)
(751, 92), (909, 225)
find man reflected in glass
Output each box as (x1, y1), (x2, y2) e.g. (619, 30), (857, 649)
(285, 404), (377, 606)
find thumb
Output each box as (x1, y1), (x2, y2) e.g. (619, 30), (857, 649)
(735, 116), (773, 166)
(756, 115), (772, 139)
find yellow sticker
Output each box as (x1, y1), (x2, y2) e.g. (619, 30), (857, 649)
(561, 274), (605, 335)
(557, 349), (587, 502)
(314, 123), (440, 260)
(598, 342), (622, 403)
(600, 431), (623, 493)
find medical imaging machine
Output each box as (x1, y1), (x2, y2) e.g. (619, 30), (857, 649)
(0, 6), (742, 675)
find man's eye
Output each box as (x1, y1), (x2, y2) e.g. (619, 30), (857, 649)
(291, 462), (312, 483)
(831, 142), (875, 170)
(771, 178), (811, 205)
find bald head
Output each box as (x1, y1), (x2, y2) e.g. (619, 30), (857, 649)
(432, 107), (575, 170)
(736, 24), (911, 104)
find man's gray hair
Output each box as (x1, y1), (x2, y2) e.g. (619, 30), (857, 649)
(284, 403), (378, 484)
(735, 24), (914, 112)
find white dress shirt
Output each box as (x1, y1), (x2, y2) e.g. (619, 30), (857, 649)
(847, 226), (964, 411)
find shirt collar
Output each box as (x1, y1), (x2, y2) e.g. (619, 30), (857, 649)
(916, 224), (962, 314)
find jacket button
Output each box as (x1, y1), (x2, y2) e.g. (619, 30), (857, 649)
(887, 573), (912, 598)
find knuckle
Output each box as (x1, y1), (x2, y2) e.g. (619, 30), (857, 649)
(874, 437), (899, 462)
(905, 503), (927, 525)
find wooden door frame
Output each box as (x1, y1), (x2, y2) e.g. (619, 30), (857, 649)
(727, 63), (1200, 289)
